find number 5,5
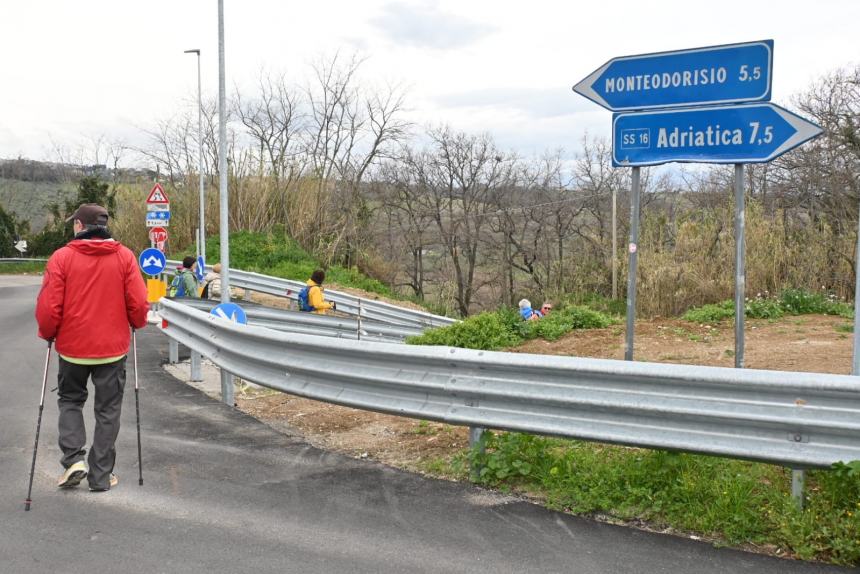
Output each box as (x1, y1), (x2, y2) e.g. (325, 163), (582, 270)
(739, 65), (762, 82)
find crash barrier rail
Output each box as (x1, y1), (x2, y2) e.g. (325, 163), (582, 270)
(165, 260), (455, 329)
(159, 298), (860, 469)
(175, 297), (423, 343)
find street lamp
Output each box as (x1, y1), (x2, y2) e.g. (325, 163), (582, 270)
(184, 48), (205, 261)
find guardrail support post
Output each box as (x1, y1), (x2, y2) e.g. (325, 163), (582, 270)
(168, 339), (179, 364)
(243, 288), (253, 302)
(469, 426), (486, 480)
(221, 369), (234, 406)
(791, 469), (805, 510)
(190, 350), (202, 382)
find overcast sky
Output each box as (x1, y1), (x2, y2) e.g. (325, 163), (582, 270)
(1, 0), (857, 165)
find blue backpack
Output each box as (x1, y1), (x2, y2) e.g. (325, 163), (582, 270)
(297, 285), (317, 312)
(169, 272), (188, 297)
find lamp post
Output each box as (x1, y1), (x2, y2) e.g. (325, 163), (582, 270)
(184, 48), (205, 261)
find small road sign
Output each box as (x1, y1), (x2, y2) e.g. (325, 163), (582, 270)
(210, 302), (247, 324)
(146, 211), (171, 227)
(146, 183), (170, 204)
(196, 256), (206, 282)
(574, 40), (773, 111)
(146, 203), (170, 212)
(14, 240), (27, 254)
(138, 248), (167, 276)
(612, 102), (822, 167)
(149, 227), (168, 252)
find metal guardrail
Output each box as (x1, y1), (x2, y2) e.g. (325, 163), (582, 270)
(176, 297), (423, 343)
(164, 260), (455, 329)
(159, 298), (860, 469)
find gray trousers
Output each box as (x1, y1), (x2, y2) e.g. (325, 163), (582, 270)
(57, 356), (126, 489)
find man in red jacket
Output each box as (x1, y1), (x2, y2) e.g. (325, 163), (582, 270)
(35, 203), (149, 492)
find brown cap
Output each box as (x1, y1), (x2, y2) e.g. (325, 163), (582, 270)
(66, 203), (109, 226)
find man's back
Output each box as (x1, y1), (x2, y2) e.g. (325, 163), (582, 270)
(36, 238), (148, 359)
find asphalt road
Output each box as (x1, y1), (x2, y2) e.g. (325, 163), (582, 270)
(0, 276), (851, 574)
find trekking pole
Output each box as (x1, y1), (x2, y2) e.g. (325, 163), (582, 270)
(24, 340), (53, 511)
(132, 329), (143, 486)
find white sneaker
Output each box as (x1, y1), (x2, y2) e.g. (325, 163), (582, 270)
(57, 461), (88, 488)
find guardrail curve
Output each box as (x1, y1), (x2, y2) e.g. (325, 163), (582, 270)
(165, 260), (455, 329)
(159, 298), (860, 469)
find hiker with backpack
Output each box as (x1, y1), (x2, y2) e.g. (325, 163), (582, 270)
(297, 269), (336, 314)
(202, 262), (222, 299)
(168, 256), (200, 298)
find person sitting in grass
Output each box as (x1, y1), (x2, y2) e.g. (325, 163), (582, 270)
(518, 298), (541, 321)
(538, 302), (553, 317)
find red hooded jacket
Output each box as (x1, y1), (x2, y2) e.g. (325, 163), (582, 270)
(36, 238), (149, 358)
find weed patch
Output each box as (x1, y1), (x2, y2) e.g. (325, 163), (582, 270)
(439, 432), (860, 565)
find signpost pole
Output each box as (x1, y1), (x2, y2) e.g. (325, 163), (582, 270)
(852, 206), (860, 375)
(734, 163), (746, 368)
(624, 167), (641, 361)
(217, 0), (233, 407)
(612, 186), (618, 300)
(196, 51), (206, 263)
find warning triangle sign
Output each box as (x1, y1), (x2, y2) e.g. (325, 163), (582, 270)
(146, 183), (170, 204)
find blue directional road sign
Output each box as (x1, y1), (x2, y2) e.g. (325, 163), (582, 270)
(138, 248), (167, 276)
(210, 302), (248, 325)
(196, 256), (206, 282)
(574, 40), (772, 111)
(612, 103), (822, 167)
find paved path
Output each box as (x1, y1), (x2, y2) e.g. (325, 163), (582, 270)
(0, 276), (850, 573)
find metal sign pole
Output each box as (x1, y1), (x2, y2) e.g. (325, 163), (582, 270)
(196, 51), (206, 263)
(853, 207), (860, 375)
(217, 0), (233, 407)
(612, 186), (618, 300)
(624, 167), (641, 361)
(734, 163), (746, 368)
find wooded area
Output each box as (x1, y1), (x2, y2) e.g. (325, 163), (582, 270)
(5, 59), (858, 317)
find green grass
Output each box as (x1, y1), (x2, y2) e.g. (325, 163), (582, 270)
(407, 305), (614, 350)
(201, 230), (392, 298)
(0, 261), (45, 274)
(431, 433), (860, 566)
(684, 289), (854, 324)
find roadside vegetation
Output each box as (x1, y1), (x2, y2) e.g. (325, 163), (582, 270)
(0, 261), (45, 274)
(683, 288), (854, 323)
(202, 229), (392, 297)
(422, 434), (860, 566)
(406, 303), (615, 350)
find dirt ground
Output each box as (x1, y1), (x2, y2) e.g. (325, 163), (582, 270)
(233, 313), (856, 476)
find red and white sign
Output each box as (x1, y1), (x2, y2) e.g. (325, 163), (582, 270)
(146, 183), (170, 204)
(149, 226), (168, 252)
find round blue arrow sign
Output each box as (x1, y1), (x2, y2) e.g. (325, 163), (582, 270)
(138, 248), (167, 276)
(210, 302), (248, 325)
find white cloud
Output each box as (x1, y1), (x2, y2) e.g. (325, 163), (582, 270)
(371, 2), (495, 50)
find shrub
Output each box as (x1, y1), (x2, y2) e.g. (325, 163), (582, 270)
(409, 305), (614, 349)
(682, 301), (735, 323)
(407, 309), (521, 350)
(745, 297), (784, 319)
(520, 305), (613, 341)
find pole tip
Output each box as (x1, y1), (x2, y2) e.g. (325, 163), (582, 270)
(139, 479), (143, 486)
(24, 500), (31, 511)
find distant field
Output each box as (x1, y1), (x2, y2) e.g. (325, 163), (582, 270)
(0, 178), (76, 232)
